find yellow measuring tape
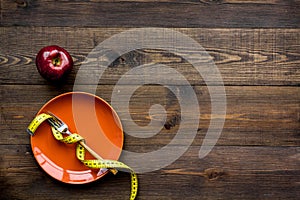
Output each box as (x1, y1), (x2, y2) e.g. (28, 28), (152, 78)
(27, 113), (138, 200)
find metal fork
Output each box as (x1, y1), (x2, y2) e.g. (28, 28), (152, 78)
(47, 112), (118, 175)
(47, 114), (71, 135)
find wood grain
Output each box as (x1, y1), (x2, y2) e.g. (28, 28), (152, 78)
(1, 144), (299, 200)
(1, 0), (300, 27)
(0, 27), (299, 86)
(1, 1), (300, 199)
(1, 85), (299, 147)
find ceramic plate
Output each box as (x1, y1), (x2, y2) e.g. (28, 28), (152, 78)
(31, 92), (124, 184)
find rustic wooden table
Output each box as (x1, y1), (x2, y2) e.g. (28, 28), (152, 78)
(1, 1), (299, 199)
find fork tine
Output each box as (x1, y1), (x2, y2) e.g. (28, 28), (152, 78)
(47, 112), (61, 124)
(47, 117), (59, 127)
(47, 112), (69, 134)
(47, 116), (59, 124)
(47, 112), (64, 124)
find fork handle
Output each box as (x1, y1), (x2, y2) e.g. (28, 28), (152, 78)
(78, 141), (118, 175)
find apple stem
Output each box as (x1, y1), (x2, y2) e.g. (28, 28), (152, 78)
(52, 57), (61, 66)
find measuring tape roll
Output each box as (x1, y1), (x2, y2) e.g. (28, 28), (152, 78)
(27, 113), (138, 200)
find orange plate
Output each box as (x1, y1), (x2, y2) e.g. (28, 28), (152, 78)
(31, 92), (124, 184)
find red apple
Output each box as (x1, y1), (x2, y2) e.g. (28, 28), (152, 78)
(35, 45), (73, 82)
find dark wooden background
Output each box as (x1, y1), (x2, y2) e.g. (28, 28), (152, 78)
(1, 0), (299, 199)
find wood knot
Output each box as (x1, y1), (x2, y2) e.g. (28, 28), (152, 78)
(164, 114), (181, 130)
(204, 168), (226, 180)
(15, 0), (27, 8)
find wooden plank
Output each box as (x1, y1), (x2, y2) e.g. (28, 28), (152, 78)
(1, 145), (299, 199)
(1, 1), (299, 200)
(1, 0), (300, 27)
(1, 85), (299, 146)
(0, 27), (300, 86)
